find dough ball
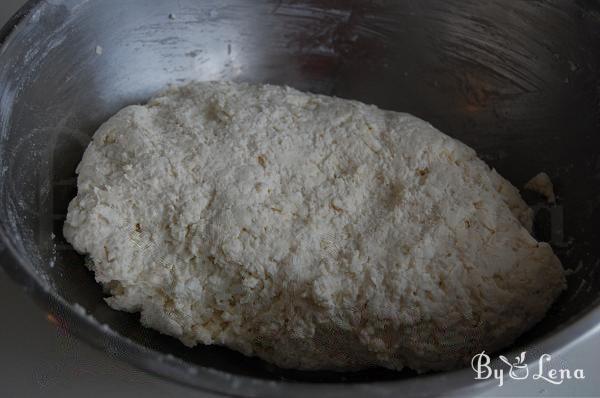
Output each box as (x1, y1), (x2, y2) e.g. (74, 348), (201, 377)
(64, 81), (566, 371)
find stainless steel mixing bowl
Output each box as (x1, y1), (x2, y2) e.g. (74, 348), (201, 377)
(1, 0), (599, 396)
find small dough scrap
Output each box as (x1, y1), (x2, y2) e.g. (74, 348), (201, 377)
(64, 81), (566, 372)
(525, 172), (556, 203)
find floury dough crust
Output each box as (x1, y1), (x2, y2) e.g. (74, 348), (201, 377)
(64, 81), (566, 372)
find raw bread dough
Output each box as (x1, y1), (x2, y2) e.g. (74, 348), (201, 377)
(64, 81), (566, 372)
(525, 172), (556, 203)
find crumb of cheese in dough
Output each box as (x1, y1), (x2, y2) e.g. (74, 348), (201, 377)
(525, 172), (556, 203)
(63, 81), (566, 372)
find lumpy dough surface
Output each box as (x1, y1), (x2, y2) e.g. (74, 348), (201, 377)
(64, 81), (566, 371)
